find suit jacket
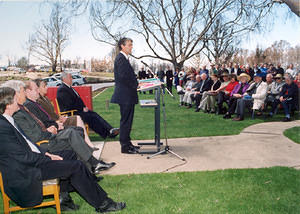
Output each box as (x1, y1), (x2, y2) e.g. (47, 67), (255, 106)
(37, 95), (59, 121)
(24, 98), (58, 128)
(57, 83), (86, 112)
(13, 106), (52, 143)
(111, 53), (138, 104)
(0, 114), (50, 207)
(194, 78), (213, 93)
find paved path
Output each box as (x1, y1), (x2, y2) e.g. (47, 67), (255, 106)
(87, 82), (114, 92)
(99, 120), (300, 175)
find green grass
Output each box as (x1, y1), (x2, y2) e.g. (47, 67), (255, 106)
(284, 126), (300, 144)
(90, 87), (299, 141)
(4, 167), (300, 214)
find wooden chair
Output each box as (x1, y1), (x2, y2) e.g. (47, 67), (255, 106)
(0, 172), (61, 214)
(54, 98), (89, 133)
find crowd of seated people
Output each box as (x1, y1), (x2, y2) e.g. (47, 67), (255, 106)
(177, 63), (300, 121)
(0, 81), (126, 212)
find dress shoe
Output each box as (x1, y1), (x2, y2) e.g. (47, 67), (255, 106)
(129, 144), (140, 150)
(282, 117), (291, 122)
(223, 113), (231, 119)
(121, 147), (139, 154)
(232, 117), (243, 121)
(109, 128), (120, 138)
(60, 192), (80, 211)
(195, 108), (200, 112)
(96, 198), (126, 213)
(99, 160), (116, 168)
(93, 161), (116, 174)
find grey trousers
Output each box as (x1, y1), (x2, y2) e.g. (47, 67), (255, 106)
(236, 98), (253, 119)
(48, 126), (93, 169)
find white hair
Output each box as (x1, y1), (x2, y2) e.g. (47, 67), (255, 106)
(1, 80), (25, 93)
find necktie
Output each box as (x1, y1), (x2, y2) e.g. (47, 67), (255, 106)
(20, 105), (47, 131)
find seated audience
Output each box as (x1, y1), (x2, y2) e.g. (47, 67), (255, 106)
(216, 74), (238, 114)
(189, 73), (213, 110)
(181, 74), (201, 107)
(232, 72), (268, 121)
(178, 74), (196, 106)
(1, 80), (114, 175)
(0, 87), (125, 213)
(268, 74), (298, 121)
(286, 64), (297, 78)
(57, 72), (119, 139)
(223, 73), (250, 119)
(34, 78), (97, 150)
(196, 74), (221, 113)
(265, 74), (284, 110)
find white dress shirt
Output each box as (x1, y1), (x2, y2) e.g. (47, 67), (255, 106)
(3, 114), (41, 153)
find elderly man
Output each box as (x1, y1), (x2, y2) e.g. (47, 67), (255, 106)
(0, 87), (125, 213)
(233, 72), (268, 121)
(188, 73), (213, 109)
(57, 72), (119, 139)
(268, 74), (298, 121)
(2, 80), (114, 177)
(181, 75), (201, 107)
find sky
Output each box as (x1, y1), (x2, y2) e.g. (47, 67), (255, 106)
(0, 1), (299, 67)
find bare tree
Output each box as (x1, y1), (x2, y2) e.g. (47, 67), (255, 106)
(89, 0), (274, 70)
(28, 2), (70, 72)
(203, 18), (240, 65)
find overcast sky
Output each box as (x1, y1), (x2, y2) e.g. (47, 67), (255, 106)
(0, 1), (299, 66)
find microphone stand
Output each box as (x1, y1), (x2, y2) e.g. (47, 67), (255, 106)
(141, 61), (185, 161)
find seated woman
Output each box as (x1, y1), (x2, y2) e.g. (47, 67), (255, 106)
(265, 74), (284, 111)
(216, 73), (239, 114)
(223, 73), (250, 119)
(34, 79), (98, 151)
(197, 74), (221, 113)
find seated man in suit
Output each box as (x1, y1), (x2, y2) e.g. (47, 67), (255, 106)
(188, 73), (213, 110)
(34, 78), (98, 151)
(2, 80), (114, 175)
(57, 72), (119, 139)
(0, 87), (125, 213)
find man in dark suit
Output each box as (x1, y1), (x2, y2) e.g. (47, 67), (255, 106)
(1, 80), (114, 174)
(57, 72), (119, 139)
(0, 87), (125, 213)
(111, 37), (140, 154)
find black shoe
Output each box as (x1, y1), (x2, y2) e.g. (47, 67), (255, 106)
(109, 128), (120, 138)
(96, 198), (126, 213)
(223, 113), (231, 119)
(93, 161), (116, 174)
(121, 147), (139, 154)
(195, 108), (200, 112)
(129, 144), (140, 150)
(60, 192), (80, 211)
(282, 117), (291, 122)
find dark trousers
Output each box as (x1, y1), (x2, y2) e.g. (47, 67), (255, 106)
(217, 92), (230, 110)
(227, 97), (239, 114)
(40, 150), (107, 209)
(78, 110), (112, 138)
(191, 93), (202, 108)
(119, 104), (135, 149)
(166, 81), (172, 94)
(48, 127), (93, 170)
(271, 99), (293, 116)
(236, 98), (253, 119)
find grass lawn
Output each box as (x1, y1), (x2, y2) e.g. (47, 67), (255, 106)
(90, 87), (299, 141)
(284, 126), (300, 144)
(4, 167), (300, 214)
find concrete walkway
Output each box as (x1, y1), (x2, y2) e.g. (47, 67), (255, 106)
(99, 120), (300, 175)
